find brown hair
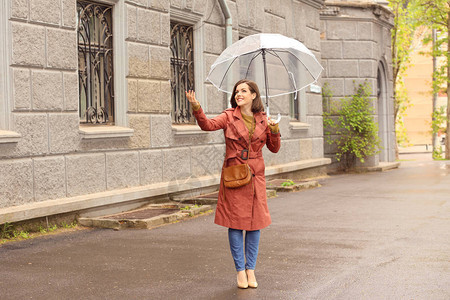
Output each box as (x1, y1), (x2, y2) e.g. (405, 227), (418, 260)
(230, 79), (264, 113)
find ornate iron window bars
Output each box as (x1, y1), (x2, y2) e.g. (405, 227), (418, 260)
(170, 23), (195, 124)
(77, 1), (114, 124)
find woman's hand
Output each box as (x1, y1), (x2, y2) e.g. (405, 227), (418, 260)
(267, 116), (276, 126)
(185, 90), (200, 106)
(267, 116), (280, 133)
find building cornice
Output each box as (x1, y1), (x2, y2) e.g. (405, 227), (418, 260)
(321, 1), (393, 28)
(297, 0), (325, 9)
(320, 15), (393, 29)
(322, 1), (393, 17)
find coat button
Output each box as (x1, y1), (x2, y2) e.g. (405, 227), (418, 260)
(252, 174), (255, 177)
(260, 140), (264, 143)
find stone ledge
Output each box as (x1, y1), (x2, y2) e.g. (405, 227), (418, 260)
(289, 122), (310, 131)
(0, 158), (331, 224)
(0, 130), (21, 143)
(172, 189), (278, 204)
(79, 125), (134, 139)
(265, 158), (331, 176)
(354, 161), (400, 173)
(267, 179), (319, 192)
(172, 124), (208, 136)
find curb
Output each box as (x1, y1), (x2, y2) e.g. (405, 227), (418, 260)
(354, 161), (401, 173)
(266, 179), (320, 192)
(78, 188), (280, 230)
(78, 204), (213, 230)
(172, 189), (278, 204)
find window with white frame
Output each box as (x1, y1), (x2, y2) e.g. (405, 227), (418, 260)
(290, 92), (299, 120)
(290, 88), (307, 122)
(77, 0), (115, 124)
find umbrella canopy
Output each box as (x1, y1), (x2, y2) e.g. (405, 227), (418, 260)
(206, 33), (323, 100)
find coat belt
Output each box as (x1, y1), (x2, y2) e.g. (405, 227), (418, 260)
(225, 150), (262, 160)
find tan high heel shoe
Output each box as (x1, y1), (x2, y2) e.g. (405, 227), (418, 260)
(246, 269), (258, 288)
(237, 270), (248, 289)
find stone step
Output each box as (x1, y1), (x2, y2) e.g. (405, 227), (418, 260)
(266, 179), (319, 192)
(79, 188), (279, 230)
(171, 189), (277, 204)
(171, 192), (219, 204)
(354, 161), (401, 172)
(78, 202), (213, 230)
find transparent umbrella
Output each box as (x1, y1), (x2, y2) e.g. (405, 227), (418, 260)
(206, 33), (323, 121)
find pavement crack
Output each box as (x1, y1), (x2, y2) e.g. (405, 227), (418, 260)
(375, 256), (401, 268)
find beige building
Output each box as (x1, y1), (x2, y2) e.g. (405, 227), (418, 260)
(403, 33), (447, 146)
(403, 40), (432, 145)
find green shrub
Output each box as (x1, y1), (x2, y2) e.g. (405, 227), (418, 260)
(323, 81), (381, 171)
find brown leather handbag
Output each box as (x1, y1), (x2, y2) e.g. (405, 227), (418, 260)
(223, 133), (253, 190)
(223, 161), (252, 188)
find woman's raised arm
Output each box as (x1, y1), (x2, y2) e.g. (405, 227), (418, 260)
(185, 90), (227, 131)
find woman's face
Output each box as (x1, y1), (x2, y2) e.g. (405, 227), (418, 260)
(235, 83), (256, 110)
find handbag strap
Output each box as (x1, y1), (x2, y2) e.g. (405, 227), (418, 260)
(245, 116), (254, 158)
(239, 115), (253, 161)
(224, 116), (254, 168)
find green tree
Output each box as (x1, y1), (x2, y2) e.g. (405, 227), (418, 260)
(389, 0), (421, 157)
(431, 106), (447, 158)
(415, 0), (450, 159)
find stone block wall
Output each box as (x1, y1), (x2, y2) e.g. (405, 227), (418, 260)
(320, 2), (395, 169)
(0, 0), (328, 214)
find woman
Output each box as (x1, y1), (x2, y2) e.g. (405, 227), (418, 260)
(185, 79), (281, 289)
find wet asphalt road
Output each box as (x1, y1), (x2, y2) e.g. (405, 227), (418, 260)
(1, 154), (449, 300)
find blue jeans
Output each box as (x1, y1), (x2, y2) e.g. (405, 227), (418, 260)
(228, 228), (261, 272)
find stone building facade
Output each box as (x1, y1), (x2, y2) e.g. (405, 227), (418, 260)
(320, 1), (396, 169)
(0, 0), (333, 224)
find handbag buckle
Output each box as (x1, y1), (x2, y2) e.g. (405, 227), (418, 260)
(241, 149), (249, 160)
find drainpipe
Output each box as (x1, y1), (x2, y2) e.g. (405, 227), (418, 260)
(218, 0), (232, 48)
(218, 0), (232, 107)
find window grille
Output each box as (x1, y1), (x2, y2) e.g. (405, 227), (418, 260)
(77, 0), (114, 124)
(170, 22), (195, 124)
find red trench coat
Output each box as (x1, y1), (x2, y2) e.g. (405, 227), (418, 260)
(193, 106), (281, 231)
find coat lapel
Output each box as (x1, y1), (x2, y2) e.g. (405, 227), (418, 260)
(231, 107), (250, 146)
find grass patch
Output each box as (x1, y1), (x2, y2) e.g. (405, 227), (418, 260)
(179, 204), (201, 211)
(281, 180), (295, 187)
(1, 221), (79, 245)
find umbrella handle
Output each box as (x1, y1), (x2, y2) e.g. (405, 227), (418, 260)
(267, 107), (281, 124)
(272, 113), (281, 124)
